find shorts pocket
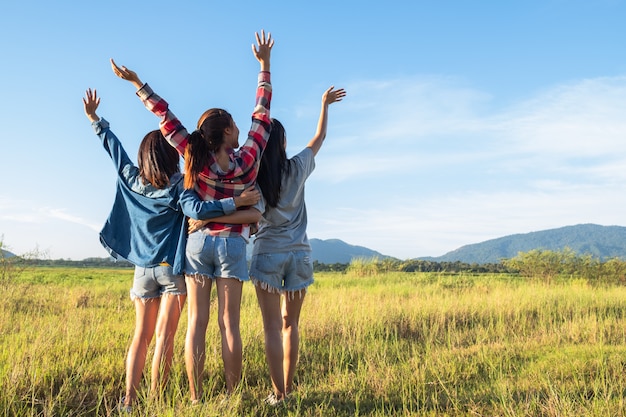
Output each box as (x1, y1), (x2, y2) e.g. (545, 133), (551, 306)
(252, 253), (277, 275)
(220, 237), (245, 263)
(186, 232), (207, 256)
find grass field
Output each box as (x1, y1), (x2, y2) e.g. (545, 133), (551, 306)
(2, 267), (626, 416)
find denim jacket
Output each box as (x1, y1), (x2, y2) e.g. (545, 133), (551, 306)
(93, 118), (235, 274)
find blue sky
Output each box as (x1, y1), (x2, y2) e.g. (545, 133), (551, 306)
(2, 0), (626, 261)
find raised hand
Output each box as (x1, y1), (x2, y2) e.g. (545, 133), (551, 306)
(251, 30), (274, 71)
(323, 86), (347, 106)
(110, 59), (143, 89)
(83, 88), (100, 123)
(307, 86), (347, 156)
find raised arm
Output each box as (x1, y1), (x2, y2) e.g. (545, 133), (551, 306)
(307, 86), (347, 156)
(229, 31), (274, 179)
(83, 89), (136, 178)
(111, 59), (189, 156)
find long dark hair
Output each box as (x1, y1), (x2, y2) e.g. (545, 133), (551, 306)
(137, 130), (180, 189)
(184, 108), (233, 189)
(257, 119), (290, 208)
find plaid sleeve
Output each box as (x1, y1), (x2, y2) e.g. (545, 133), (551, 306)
(136, 83), (189, 156)
(234, 71), (272, 175)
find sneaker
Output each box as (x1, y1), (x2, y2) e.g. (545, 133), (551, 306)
(117, 397), (132, 414)
(264, 393), (286, 406)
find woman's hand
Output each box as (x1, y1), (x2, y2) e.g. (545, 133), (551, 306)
(110, 59), (143, 89)
(322, 86), (347, 107)
(235, 187), (261, 207)
(83, 88), (100, 123)
(188, 218), (210, 234)
(251, 30), (274, 72)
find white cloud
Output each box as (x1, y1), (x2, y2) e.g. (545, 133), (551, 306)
(308, 183), (626, 260)
(0, 198), (100, 232)
(304, 74), (626, 259)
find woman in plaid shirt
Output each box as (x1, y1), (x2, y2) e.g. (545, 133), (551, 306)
(112, 30), (274, 402)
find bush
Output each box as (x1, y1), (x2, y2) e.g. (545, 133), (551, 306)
(503, 248), (626, 284)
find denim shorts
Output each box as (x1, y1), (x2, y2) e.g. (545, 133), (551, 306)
(185, 231), (249, 281)
(249, 251), (314, 293)
(130, 265), (186, 300)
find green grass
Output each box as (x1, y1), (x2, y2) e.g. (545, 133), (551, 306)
(2, 268), (626, 416)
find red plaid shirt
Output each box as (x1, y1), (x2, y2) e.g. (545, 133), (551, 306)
(136, 71), (272, 237)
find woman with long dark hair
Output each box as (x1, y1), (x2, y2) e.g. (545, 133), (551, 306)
(251, 86), (346, 405)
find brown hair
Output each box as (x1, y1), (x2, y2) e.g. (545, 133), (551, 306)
(137, 130), (180, 189)
(184, 108), (233, 189)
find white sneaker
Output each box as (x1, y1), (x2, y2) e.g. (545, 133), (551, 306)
(264, 393), (286, 406)
(117, 397), (132, 413)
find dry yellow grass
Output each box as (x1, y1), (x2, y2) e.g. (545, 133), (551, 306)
(2, 268), (626, 416)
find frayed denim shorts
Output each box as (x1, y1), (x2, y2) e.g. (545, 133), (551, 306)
(130, 264), (186, 300)
(185, 231), (249, 281)
(249, 251), (314, 293)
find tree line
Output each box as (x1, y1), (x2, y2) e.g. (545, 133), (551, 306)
(3, 242), (626, 284)
(343, 249), (626, 284)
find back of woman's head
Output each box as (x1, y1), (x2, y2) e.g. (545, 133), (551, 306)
(137, 130), (180, 189)
(257, 118), (289, 208)
(184, 108), (233, 189)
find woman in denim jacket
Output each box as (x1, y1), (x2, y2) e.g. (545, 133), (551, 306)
(83, 89), (260, 412)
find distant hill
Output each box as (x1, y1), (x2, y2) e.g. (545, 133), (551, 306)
(246, 237), (390, 264)
(420, 224), (626, 264)
(1, 249), (16, 258)
(309, 238), (391, 264)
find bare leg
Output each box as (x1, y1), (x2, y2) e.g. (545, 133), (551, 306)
(216, 277), (243, 394)
(282, 292), (306, 395)
(125, 298), (160, 407)
(150, 293), (186, 395)
(254, 285), (285, 398)
(184, 276), (212, 402)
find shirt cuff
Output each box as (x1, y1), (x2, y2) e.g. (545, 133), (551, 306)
(92, 117), (108, 134)
(221, 197), (236, 215)
(258, 71), (271, 82)
(136, 83), (153, 101)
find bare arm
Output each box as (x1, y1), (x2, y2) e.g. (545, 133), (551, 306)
(306, 86), (347, 156)
(188, 208), (262, 234)
(110, 58), (189, 156)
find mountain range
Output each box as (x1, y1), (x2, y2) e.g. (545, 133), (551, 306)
(4, 224), (625, 265)
(307, 224), (626, 264)
(418, 223), (626, 264)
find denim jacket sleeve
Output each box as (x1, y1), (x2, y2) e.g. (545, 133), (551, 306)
(179, 187), (237, 220)
(92, 118), (139, 182)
